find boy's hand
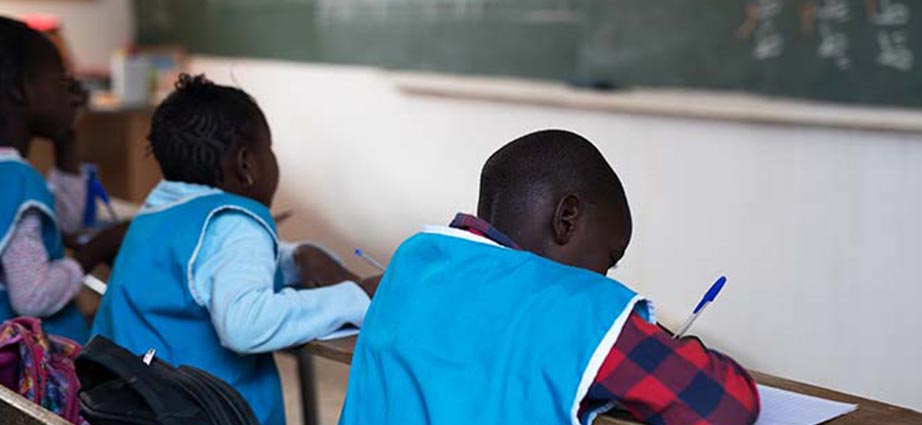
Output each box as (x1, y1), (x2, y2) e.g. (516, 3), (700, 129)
(294, 245), (360, 288)
(73, 221), (130, 273)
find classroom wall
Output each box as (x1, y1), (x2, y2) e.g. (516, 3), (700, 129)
(0, 0), (132, 72)
(12, 0), (919, 417)
(191, 56), (922, 412)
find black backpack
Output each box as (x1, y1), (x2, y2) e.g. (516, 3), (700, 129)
(75, 336), (259, 425)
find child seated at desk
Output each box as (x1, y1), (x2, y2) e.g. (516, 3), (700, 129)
(90, 74), (377, 425)
(340, 130), (760, 425)
(0, 16), (124, 343)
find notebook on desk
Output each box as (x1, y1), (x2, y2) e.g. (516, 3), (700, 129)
(319, 325), (359, 341)
(755, 384), (858, 425)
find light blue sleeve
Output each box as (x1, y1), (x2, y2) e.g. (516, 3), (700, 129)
(191, 211), (371, 354)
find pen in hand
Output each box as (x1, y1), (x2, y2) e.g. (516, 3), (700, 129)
(354, 248), (386, 272)
(674, 276), (727, 339)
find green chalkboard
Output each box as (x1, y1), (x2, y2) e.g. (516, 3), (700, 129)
(136, 0), (922, 108)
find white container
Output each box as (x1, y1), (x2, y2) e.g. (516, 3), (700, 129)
(111, 51), (151, 106)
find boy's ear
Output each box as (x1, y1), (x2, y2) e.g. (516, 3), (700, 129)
(234, 145), (257, 188)
(551, 193), (581, 245)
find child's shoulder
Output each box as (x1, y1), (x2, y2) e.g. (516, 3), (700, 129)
(136, 191), (275, 237)
(187, 191), (269, 215)
(0, 159), (52, 204)
(0, 158), (43, 181)
(193, 193), (278, 238)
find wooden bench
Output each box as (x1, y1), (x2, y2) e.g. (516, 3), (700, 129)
(301, 336), (922, 425)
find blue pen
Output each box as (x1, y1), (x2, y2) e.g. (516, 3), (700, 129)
(354, 248), (387, 272)
(674, 276), (727, 338)
(90, 178), (119, 222)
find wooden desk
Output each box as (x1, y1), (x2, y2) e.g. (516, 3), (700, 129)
(0, 385), (71, 425)
(303, 336), (922, 425)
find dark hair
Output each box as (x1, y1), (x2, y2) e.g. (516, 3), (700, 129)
(478, 129), (627, 226)
(0, 16), (38, 100)
(148, 73), (267, 186)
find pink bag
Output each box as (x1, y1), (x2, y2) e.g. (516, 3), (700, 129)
(0, 317), (84, 424)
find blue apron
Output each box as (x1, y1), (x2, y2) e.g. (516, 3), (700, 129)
(340, 229), (652, 425)
(91, 192), (285, 425)
(0, 158), (88, 343)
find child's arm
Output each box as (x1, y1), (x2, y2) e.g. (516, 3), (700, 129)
(0, 210), (83, 317)
(47, 168), (86, 234)
(583, 312), (760, 425)
(192, 212), (371, 354)
(46, 131), (87, 234)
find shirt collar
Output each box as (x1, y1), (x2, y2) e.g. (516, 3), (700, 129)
(0, 147), (23, 160)
(138, 180), (224, 215)
(448, 213), (521, 250)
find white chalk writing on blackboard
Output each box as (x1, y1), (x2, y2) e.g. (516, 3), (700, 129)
(817, 24), (850, 69)
(867, 0), (914, 71)
(877, 31), (914, 70)
(868, 0), (910, 26)
(816, 0), (850, 20)
(815, 0), (851, 70)
(315, 0), (579, 22)
(738, 0), (785, 60)
(743, 0), (916, 72)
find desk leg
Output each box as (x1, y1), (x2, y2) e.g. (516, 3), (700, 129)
(297, 350), (321, 425)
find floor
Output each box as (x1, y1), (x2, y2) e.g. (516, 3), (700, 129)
(276, 353), (351, 425)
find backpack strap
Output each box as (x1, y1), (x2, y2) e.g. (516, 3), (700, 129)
(177, 366), (258, 425)
(76, 336), (199, 425)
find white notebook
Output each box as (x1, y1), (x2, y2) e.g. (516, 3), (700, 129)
(319, 325), (359, 341)
(755, 384), (858, 425)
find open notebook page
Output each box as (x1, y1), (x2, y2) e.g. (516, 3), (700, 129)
(755, 384), (858, 425)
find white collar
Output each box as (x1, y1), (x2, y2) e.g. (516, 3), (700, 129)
(419, 225), (505, 248)
(138, 180), (224, 215)
(0, 147), (25, 162)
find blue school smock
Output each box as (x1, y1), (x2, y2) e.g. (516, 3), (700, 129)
(91, 192), (285, 425)
(0, 157), (88, 343)
(339, 227), (652, 425)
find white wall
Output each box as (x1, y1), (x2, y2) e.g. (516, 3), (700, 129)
(0, 0), (132, 71)
(12, 0), (917, 415)
(191, 57), (922, 412)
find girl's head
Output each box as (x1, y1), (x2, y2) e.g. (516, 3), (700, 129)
(0, 16), (86, 145)
(148, 74), (279, 207)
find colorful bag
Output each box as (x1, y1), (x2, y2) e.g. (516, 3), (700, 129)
(0, 316), (84, 424)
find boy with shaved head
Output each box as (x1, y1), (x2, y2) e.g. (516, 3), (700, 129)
(340, 130), (759, 425)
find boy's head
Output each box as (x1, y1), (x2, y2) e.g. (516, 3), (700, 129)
(478, 130), (631, 275)
(0, 16), (85, 143)
(148, 74), (279, 207)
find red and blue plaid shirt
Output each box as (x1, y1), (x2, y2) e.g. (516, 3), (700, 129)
(450, 213), (760, 424)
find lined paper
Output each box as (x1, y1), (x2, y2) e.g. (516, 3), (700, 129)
(755, 384), (858, 425)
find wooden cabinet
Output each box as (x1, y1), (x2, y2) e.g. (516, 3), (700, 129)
(29, 107), (161, 203)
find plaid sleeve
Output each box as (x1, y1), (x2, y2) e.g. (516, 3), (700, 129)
(581, 312), (760, 425)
